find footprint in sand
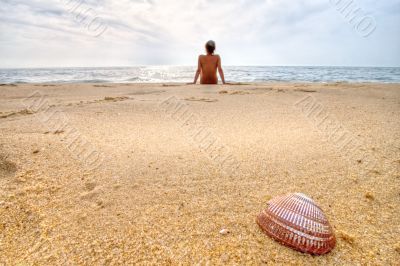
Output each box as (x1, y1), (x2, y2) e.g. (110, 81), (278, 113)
(0, 84), (17, 87)
(69, 96), (131, 107)
(0, 155), (17, 179)
(0, 109), (35, 119)
(37, 84), (57, 87)
(295, 89), (317, 93)
(104, 96), (129, 102)
(93, 85), (112, 88)
(162, 84), (182, 87)
(218, 90), (252, 95)
(80, 182), (101, 201)
(184, 97), (218, 103)
(80, 184), (107, 209)
(80, 190), (99, 201)
(53, 130), (65, 135)
(229, 91), (250, 95)
(84, 181), (97, 191)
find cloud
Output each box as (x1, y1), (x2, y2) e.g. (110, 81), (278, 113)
(0, 0), (399, 67)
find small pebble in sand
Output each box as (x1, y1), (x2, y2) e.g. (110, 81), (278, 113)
(219, 229), (230, 235)
(365, 192), (375, 200)
(32, 149), (40, 154)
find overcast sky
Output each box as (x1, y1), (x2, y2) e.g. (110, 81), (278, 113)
(0, 0), (399, 67)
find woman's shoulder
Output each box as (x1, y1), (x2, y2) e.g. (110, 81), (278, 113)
(199, 54), (220, 57)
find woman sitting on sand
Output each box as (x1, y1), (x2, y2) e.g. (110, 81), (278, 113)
(190, 40), (226, 85)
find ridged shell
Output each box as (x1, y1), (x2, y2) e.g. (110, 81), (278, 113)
(257, 193), (335, 255)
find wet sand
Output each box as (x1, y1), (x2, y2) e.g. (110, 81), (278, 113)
(0, 82), (399, 264)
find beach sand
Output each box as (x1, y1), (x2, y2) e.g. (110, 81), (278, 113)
(0, 82), (399, 264)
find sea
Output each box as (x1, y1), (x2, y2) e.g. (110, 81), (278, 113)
(0, 66), (399, 84)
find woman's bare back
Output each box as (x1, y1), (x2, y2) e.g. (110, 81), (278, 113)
(199, 55), (219, 84)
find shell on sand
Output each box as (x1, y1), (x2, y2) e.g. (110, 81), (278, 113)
(257, 193), (336, 255)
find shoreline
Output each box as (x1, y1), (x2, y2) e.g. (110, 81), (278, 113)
(2, 81), (400, 85)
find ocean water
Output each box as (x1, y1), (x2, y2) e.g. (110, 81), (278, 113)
(0, 66), (399, 84)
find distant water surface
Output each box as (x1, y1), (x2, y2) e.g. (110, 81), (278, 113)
(0, 66), (399, 84)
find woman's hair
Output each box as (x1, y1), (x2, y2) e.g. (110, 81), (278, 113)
(205, 40), (216, 54)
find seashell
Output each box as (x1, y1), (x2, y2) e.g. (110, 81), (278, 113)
(256, 193), (336, 255)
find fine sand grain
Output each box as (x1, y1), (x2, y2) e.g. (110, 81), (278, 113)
(0, 83), (399, 264)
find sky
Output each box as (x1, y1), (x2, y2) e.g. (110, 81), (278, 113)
(0, 0), (399, 68)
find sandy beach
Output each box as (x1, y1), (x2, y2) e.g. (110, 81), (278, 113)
(0, 82), (399, 264)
